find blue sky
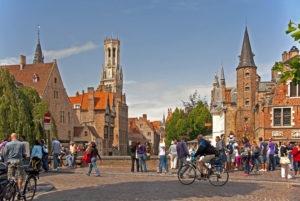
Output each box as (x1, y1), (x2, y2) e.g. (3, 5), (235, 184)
(0, 0), (299, 120)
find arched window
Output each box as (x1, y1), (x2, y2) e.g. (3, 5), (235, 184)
(108, 48), (111, 57)
(113, 48), (116, 57)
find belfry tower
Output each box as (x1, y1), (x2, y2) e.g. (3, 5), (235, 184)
(98, 37), (123, 93)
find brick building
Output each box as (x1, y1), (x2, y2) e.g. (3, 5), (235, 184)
(0, 36), (76, 141)
(128, 115), (161, 154)
(69, 89), (115, 155)
(210, 27), (300, 143)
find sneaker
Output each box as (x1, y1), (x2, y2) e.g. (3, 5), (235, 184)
(52, 168), (58, 171)
(243, 173), (249, 176)
(259, 169), (264, 172)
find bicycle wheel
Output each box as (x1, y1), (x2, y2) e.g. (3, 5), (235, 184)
(3, 182), (17, 201)
(23, 175), (37, 201)
(208, 165), (229, 186)
(177, 164), (196, 185)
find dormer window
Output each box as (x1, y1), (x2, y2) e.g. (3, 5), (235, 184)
(32, 73), (39, 83)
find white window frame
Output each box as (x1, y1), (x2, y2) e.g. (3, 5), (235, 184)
(271, 106), (294, 128)
(287, 80), (300, 98)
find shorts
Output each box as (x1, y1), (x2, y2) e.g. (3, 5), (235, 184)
(199, 155), (215, 163)
(8, 160), (24, 180)
(259, 155), (267, 164)
(227, 154), (235, 163)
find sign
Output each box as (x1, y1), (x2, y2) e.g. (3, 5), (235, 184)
(292, 130), (300, 138)
(44, 123), (51, 131)
(272, 131), (283, 137)
(44, 113), (51, 124)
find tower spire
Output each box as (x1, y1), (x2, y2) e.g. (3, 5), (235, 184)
(213, 72), (219, 88)
(33, 25), (44, 64)
(220, 64), (225, 86)
(237, 27), (256, 68)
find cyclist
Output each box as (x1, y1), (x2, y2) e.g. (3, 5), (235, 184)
(193, 134), (218, 179)
(3, 133), (26, 197)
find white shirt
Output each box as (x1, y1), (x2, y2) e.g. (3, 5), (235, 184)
(22, 141), (30, 158)
(169, 144), (177, 155)
(159, 142), (166, 156)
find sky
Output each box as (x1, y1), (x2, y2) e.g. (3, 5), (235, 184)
(0, 0), (299, 121)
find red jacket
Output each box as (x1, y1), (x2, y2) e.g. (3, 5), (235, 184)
(292, 147), (300, 162)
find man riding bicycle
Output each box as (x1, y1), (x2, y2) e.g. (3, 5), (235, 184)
(3, 133), (26, 197)
(193, 135), (217, 179)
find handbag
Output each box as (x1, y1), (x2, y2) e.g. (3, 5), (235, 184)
(143, 153), (147, 160)
(280, 156), (290, 165)
(82, 151), (91, 164)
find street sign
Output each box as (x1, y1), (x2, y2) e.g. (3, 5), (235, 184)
(205, 123), (212, 127)
(44, 123), (51, 131)
(44, 113), (51, 124)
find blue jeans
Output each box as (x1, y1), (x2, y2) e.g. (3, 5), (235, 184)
(159, 155), (169, 173)
(53, 153), (59, 169)
(244, 158), (250, 174)
(251, 155), (259, 171)
(66, 154), (72, 167)
(71, 153), (77, 166)
(87, 157), (100, 176)
(269, 154), (276, 171)
(42, 154), (49, 171)
(138, 154), (147, 172)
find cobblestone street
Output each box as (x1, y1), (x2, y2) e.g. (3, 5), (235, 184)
(34, 167), (300, 201)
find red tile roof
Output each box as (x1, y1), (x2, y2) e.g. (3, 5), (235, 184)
(0, 62), (54, 96)
(69, 91), (113, 110)
(128, 118), (140, 134)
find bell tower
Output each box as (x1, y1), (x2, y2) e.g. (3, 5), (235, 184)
(98, 37), (123, 93)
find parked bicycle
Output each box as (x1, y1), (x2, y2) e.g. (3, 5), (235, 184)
(178, 159), (229, 186)
(0, 162), (39, 201)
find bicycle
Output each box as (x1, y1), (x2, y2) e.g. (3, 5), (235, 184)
(0, 162), (38, 201)
(177, 158), (229, 186)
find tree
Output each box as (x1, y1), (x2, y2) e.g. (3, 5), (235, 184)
(0, 69), (56, 147)
(273, 20), (300, 84)
(182, 90), (207, 114)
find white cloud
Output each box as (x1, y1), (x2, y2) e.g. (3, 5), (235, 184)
(44, 41), (99, 60)
(126, 81), (212, 121)
(0, 41), (99, 65)
(0, 57), (19, 65)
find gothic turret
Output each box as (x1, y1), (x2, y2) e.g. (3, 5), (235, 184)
(220, 65), (225, 85)
(33, 27), (44, 64)
(237, 27), (256, 69)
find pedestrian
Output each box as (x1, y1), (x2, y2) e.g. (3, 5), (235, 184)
(158, 138), (168, 174)
(31, 140), (42, 159)
(86, 142), (102, 177)
(137, 142), (147, 172)
(268, 138), (276, 171)
(130, 142), (139, 172)
(215, 136), (226, 166)
(226, 134), (236, 171)
(145, 142), (151, 159)
(259, 137), (267, 171)
(241, 137), (251, 176)
(279, 142), (292, 179)
(292, 143), (300, 176)
(20, 135), (30, 165)
(250, 140), (260, 172)
(51, 137), (61, 171)
(3, 133), (25, 198)
(176, 137), (190, 177)
(189, 145), (196, 162)
(0, 138), (8, 162)
(169, 140), (178, 169)
(70, 141), (77, 168)
(41, 139), (49, 172)
(287, 142), (294, 170)
(234, 143), (241, 170)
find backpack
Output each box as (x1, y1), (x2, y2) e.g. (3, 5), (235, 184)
(227, 143), (234, 155)
(241, 147), (250, 159)
(28, 157), (41, 172)
(254, 146), (260, 156)
(82, 151), (92, 164)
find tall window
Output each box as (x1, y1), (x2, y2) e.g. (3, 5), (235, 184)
(108, 48), (111, 57)
(68, 112), (70, 123)
(113, 48), (116, 57)
(245, 71), (250, 77)
(273, 108), (291, 126)
(54, 77), (57, 84)
(110, 127), (114, 140)
(104, 126), (108, 139)
(54, 91), (58, 99)
(60, 111), (64, 124)
(245, 99), (249, 106)
(245, 87), (250, 92)
(290, 83), (300, 97)
(147, 132), (151, 137)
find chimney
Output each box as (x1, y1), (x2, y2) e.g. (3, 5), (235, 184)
(143, 114), (147, 120)
(87, 87), (94, 121)
(20, 55), (26, 70)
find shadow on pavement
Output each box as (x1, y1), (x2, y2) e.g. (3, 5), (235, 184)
(35, 179), (264, 201)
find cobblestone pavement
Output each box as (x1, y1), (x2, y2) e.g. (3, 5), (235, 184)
(34, 167), (300, 201)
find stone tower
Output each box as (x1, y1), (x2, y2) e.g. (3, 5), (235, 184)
(98, 37), (123, 93)
(236, 27), (257, 141)
(33, 28), (44, 64)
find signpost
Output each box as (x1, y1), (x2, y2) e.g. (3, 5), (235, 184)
(44, 113), (51, 131)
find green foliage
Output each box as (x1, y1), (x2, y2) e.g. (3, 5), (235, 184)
(0, 68), (56, 147)
(274, 20), (300, 84)
(165, 100), (212, 148)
